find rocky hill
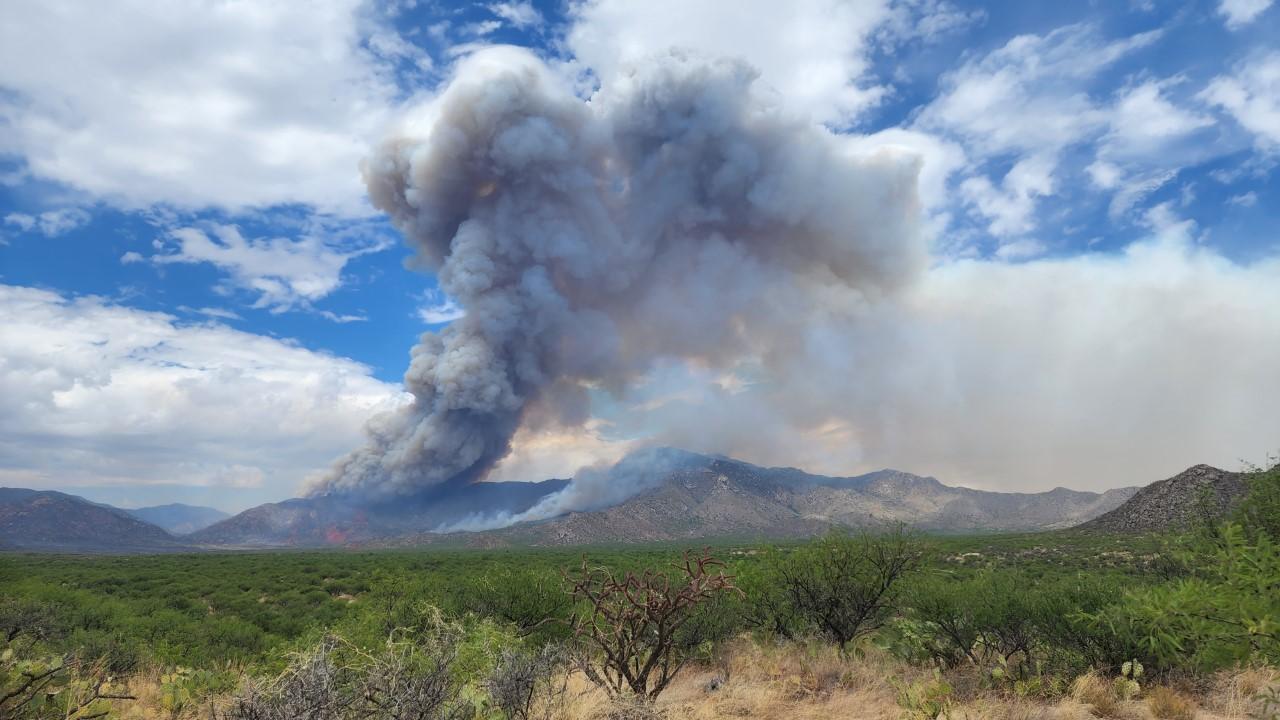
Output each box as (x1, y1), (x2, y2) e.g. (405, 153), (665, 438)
(126, 503), (229, 534)
(0, 488), (182, 552)
(374, 451), (1140, 548)
(189, 478), (569, 547)
(1076, 464), (1248, 533)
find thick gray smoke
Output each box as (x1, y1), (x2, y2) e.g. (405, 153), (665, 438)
(309, 46), (924, 499)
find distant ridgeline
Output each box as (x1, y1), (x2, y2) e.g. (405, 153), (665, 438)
(15, 449), (1255, 552)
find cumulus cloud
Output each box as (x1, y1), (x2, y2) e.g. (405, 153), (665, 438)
(490, 2), (543, 29)
(1102, 80), (1213, 159)
(565, 0), (895, 127)
(0, 0), (419, 214)
(0, 284), (403, 505)
(914, 25), (1162, 238)
(146, 223), (388, 313)
(1218, 0), (1275, 28)
(1201, 53), (1280, 148)
(4, 208), (90, 236)
(310, 46), (925, 499)
(959, 154), (1056, 238)
(919, 25), (1160, 157)
(1228, 190), (1260, 206)
(416, 288), (466, 325)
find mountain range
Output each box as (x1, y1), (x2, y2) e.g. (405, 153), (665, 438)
(1, 449), (1251, 552)
(125, 503), (229, 534)
(372, 451), (1141, 548)
(0, 488), (185, 552)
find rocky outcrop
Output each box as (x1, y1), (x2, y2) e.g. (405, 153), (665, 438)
(1076, 464), (1248, 533)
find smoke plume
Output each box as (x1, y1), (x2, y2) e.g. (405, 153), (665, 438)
(309, 46), (924, 499)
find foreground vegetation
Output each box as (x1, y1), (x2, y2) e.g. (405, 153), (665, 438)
(2, 463), (1277, 719)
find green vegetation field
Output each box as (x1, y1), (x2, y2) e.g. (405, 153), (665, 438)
(0, 533), (1161, 672)
(1, 464), (1277, 718)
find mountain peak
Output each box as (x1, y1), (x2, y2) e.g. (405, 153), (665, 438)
(1077, 464), (1247, 534)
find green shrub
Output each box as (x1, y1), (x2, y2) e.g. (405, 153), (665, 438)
(1095, 523), (1280, 671)
(778, 526), (920, 652)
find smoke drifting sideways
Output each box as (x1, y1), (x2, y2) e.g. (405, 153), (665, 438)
(434, 447), (708, 533)
(307, 46), (926, 514)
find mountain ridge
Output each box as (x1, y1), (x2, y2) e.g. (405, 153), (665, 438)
(10, 450), (1206, 552)
(384, 455), (1140, 548)
(197, 449), (1141, 549)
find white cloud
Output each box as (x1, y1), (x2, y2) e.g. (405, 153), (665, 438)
(1086, 160), (1123, 190)
(1102, 79), (1213, 159)
(959, 154), (1056, 237)
(147, 223), (387, 313)
(993, 238), (1047, 260)
(1201, 53), (1280, 148)
(915, 24), (1164, 240)
(179, 305), (243, 321)
(463, 20), (503, 37)
(0, 284), (404, 501)
(1218, 0), (1275, 28)
(416, 288), (465, 324)
(2, 214), (32, 232)
(3, 208), (90, 236)
(565, 0), (894, 126)
(876, 0), (986, 47)
(1229, 190), (1260, 206)
(919, 24), (1160, 157)
(490, 1), (543, 29)
(1108, 168), (1179, 220)
(0, 0), (420, 214)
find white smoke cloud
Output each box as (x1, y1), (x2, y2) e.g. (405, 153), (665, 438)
(617, 222), (1280, 493)
(436, 446), (702, 532)
(309, 46), (925, 499)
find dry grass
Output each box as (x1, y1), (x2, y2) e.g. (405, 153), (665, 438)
(89, 642), (1280, 719)
(1071, 673), (1127, 718)
(1146, 686), (1196, 720)
(1203, 666), (1280, 718)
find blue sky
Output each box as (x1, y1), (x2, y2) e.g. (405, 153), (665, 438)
(1, 0), (1277, 511)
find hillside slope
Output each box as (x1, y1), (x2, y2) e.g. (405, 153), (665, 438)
(1077, 464), (1248, 533)
(127, 503), (229, 534)
(0, 488), (181, 552)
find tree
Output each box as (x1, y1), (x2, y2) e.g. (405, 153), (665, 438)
(566, 549), (740, 701)
(780, 525), (920, 652)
